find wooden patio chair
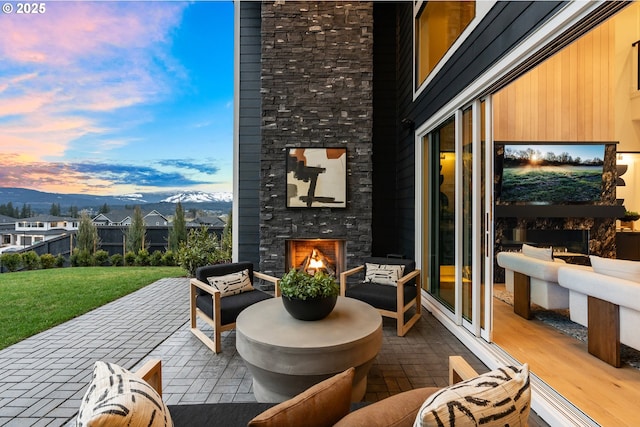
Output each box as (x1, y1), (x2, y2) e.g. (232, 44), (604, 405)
(190, 262), (280, 353)
(340, 256), (421, 336)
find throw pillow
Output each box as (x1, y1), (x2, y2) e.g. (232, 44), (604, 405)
(590, 255), (640, 283)
(207, 269), (254, 297)
(77, 361), (173, 427)
(522, 243), (553, 262)
(248, 367), (355, 427)
(414, 364), (530, 427)
(335, 386), (439, 427)
(364, 263), (405, 286)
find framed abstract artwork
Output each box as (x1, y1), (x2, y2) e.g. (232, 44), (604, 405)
(286, 147), (347, 208)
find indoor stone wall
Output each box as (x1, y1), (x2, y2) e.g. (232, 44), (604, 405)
(259, 1), (374, 275)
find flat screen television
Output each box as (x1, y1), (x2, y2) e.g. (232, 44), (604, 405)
(495, 143), (605, 204)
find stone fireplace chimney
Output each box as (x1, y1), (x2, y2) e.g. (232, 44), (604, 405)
(258, 1), (374, 276)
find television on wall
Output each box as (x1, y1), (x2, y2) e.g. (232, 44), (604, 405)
(495, 143), (605, 204)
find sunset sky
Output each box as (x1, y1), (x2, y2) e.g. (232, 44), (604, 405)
(0, 1), (234, 195)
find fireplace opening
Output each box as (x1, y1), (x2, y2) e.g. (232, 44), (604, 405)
(286, 239), (346, 277)
(500, 228), (590, 255)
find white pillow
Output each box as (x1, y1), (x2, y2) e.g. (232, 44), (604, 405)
(521, 243), (553, 262)
(590, 256), (640, 283)
(207, 269), (254, 297)
(414, 364), (530, 427)
(364, 263), (405, 286)
(77, 361), (173, 427)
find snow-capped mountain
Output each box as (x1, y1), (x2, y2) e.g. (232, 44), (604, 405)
(161, 191), (233, 203)
(116, 193), (146, 202)
(0, 187), (233, 216)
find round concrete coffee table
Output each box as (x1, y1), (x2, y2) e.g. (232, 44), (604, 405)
(236, 296), (382, 403)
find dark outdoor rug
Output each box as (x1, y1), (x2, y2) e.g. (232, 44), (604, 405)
(494, 289), (640, 370)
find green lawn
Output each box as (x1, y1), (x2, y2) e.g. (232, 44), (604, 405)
(0, 267), (185, 350)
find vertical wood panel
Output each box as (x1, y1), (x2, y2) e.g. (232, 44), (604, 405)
(494, 23), (615, 141)
(568, 43), (578, 138)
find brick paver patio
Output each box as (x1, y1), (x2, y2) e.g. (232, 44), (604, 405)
(0, 276), (544, 426)
(0, 278), (189, 426)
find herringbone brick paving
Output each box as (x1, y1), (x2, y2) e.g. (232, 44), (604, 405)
(0, 277), (548, 426)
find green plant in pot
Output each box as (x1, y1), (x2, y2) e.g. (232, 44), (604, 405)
(279, 268), (339, 321)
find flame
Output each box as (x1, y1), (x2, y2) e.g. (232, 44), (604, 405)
(309, 258), (323, 269)
(306, 248), (324, 273)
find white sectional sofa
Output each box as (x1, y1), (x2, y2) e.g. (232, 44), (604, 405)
(557, 256), (640, 366)
(496, 245), (591, 319)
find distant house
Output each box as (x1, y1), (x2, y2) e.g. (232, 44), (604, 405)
(12, 215), (78, 247)
(191, 215), (226, 228)
(92, 209), (169, 227)
(143, 210), (169, 227)
(0, 214), (18, 246)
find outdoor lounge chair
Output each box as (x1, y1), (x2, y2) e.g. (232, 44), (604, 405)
(340, 256), (421, 336)
(190, 262), (280, 353)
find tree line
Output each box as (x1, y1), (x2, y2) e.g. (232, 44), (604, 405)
(0, 202), (87, 219)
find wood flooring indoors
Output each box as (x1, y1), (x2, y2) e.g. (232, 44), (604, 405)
(492, 286), (640, 427)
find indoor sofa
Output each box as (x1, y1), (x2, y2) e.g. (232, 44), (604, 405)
(557, 256), (640, 366)
(496, 244), (591, 319)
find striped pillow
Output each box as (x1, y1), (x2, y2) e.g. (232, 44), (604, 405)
(77, 361), (172, 427)
(414, 364), (530, 427)
(364, 263), (405, 286)
(207, 269), (254, 297)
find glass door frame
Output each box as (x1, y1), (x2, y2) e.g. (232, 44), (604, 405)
(416, 98), (493, 339)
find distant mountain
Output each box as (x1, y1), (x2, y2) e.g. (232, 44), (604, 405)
(0, 187), (232, 215)
(161, 191), (233, 203)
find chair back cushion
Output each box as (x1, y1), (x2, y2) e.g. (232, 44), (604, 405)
(248, 367), (355, 427)
(195, 262), (254, 296)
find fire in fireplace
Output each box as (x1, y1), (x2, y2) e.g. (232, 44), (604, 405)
(299, 248), (335, 275)
(286, 239), (346, 277)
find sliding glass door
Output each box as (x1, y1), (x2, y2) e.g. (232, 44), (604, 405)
(425, 118), (456, 311)
(422, 100), (491, 337)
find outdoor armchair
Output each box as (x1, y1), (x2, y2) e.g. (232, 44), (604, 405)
(190, 262), (280, 353)
(340, 256), (421, 336)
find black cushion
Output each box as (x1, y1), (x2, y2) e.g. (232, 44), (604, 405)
(168, 403), (274, 427)
(167, 402), (371, 427)
(195, 289), (272, 326)
(346, 282), (417, 312)
(195, 262), (255, 297)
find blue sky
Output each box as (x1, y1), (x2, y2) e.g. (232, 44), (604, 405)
(0, 1), (234, 195)
(505, 144), (605, 163)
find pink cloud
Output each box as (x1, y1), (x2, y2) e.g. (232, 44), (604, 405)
(0, 2), (188, 165)
(0, 3), (186, 65)
(0, 91), (56, 115)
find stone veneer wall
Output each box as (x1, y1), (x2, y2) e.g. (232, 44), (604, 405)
(259, 1), (374, 275)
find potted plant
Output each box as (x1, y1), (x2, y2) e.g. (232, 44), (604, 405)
(620, 210), (640, 231)
(279, 268), (340, 321)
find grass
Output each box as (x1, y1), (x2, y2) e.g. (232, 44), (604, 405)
(0, 267), (185, 350)
(502, 167), (602, 202)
